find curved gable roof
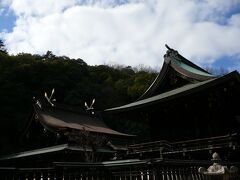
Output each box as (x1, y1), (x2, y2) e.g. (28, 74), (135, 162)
(138, 45), (215, 100)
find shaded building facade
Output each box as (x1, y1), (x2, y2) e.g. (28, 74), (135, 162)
(1, 45), (240, 166)
(104, 45), (240, 160)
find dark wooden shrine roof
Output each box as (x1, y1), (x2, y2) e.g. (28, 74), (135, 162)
(104, 45), (240, 113)
(138, 45), (216, 100)
(34, 105), (134, 137)
(0, 144), (115, 161)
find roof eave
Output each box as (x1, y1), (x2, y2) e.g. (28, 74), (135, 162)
(105, 71), (240, 113)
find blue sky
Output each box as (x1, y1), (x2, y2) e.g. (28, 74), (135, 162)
(0, 7), (15, 32)
(0, 0), (240, 71)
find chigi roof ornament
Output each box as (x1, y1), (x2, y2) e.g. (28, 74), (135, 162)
(85, 98), (95, 114)
(44, 88), (56, 106)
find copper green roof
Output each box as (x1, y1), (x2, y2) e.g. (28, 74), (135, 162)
(105, 71), (239, 113)
(171, 58), (214, 77)
(138, 45), (216, 100)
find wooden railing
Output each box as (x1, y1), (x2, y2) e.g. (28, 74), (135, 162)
(127, 134), (238, 157)
(0, 159), (239, 180)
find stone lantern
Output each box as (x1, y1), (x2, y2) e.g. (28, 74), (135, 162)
(198, 152), (238, 180)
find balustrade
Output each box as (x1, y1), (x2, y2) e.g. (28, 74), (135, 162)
(0, 154), (239, 180)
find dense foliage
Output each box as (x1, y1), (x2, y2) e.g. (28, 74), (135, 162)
(0, 45), (157, 154)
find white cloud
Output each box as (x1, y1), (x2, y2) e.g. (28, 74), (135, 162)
(2, 0), (240, 68)
(229, 14), (240, 28)
(0, 0), (12, 16)
(0, 0), (12, 6)
(10, 0), (76, 17)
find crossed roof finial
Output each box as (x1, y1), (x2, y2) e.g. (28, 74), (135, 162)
(45, 88), (56, 106)
(85, 98), (95, 114)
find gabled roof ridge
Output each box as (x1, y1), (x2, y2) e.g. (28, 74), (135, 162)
(164, 44), (213, 76)
(176, 53), (209, 73)
(137, 45), (215, 100)
(165, 47), (209, 74)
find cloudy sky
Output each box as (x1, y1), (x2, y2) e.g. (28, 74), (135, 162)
(0, 0), (240, 70)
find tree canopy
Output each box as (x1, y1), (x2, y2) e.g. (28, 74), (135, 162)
(0, 44), (157, 154)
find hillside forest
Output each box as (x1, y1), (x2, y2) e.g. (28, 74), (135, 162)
(0, 40), (157, 154)
(0, 40), (230, 154)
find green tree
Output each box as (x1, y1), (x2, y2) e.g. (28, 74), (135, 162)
(0, 39), (7, 54)
(128, 71), (157, 99)
(0, 51), (157, 154)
